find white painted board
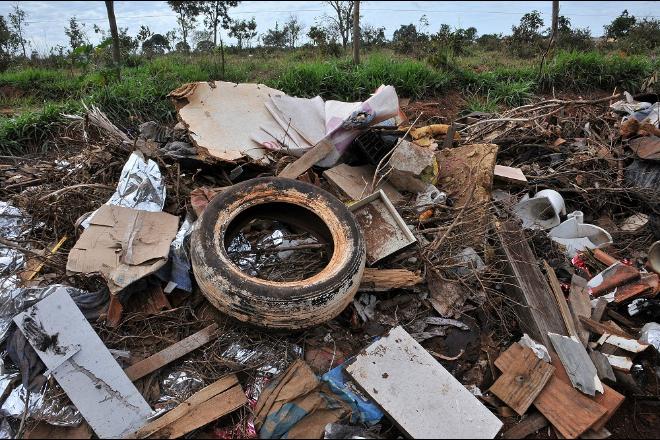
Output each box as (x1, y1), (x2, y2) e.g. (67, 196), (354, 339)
(346, 326), (502, 439)
(13, 288), (152, 439)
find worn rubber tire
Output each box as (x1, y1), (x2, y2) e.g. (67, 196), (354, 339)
(191, 177), (366, 330)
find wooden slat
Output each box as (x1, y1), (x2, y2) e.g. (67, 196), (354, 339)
(501, 412), (549, 439)
(125, 323), (219, 381)
(591, 298), (608, 322)
(279, 140), (334, 179)
(494, 165), (528, 184)
(568, 275), (592, 346)
(490, 346), (555, 415)
(579, 317), (632, 339)
(131, 375), (244, 439)
(496, 221), (567, 348)
(544, 261), (580, 339)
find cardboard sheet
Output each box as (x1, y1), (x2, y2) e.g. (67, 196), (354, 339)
(67, 205), (179, 294)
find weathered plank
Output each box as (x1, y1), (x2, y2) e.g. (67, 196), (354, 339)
(591, 298), (608, 322)
(548, 333), (602, 396)
(346, 326), (503, 439)
(544, 262), (580, 339)
(279, 140), (334, 179)
(490, 346), (555, 415)
(359, 268), (424, 292)
(588, 349), (616, 382)
(131, 374), (246, 439)
(322, 163), (403, 203)
(496, 221), (567, 348)
(125, 323), (219, 381)
(568, 275), (592, 346)
(501, 412), (548, 439)
(579, 317), (632, 339)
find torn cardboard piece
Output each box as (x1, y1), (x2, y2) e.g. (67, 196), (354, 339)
(346, 326), (502, 439)
(13, 288), (152, 439)
(67, 205), (180, 294)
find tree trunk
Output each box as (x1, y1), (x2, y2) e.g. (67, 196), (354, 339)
(105, 0), (121, 73)
(352, 0), (360, 64)
(551, 0), (559, 49)
(220, 36), (226, 78)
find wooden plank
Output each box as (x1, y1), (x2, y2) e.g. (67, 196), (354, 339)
(549, 333), (602, 396)
(569, 275), (592, 346)
(603, 354), (632, 372)
(346, 326), (503, 438)
(496, 221), (567, 348)
(131, 374), (244, 439)
(496, 346), (609, 439)
(548, 351), (624, 433)
(490, 346), (555, 415)
(591, 298), (608, 322)
(579, 317), (632, 339)
(533, 376), (607, 439)
(501, 412), (549, 439)
(359, 268), (424, 292)
(545, 261), (580, 339)
(600, 335), (649, 353)
(322, 163), (403, 203)
(125, 323), (219, 381)
(494, 165), (528, 184)
(279, 140), (334, 179)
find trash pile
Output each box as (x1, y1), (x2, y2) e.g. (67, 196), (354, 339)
(0, 82), (659, 439)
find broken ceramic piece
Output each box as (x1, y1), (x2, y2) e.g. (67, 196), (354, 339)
(513, 189), (566, 230)
(549, 211), (613, 257)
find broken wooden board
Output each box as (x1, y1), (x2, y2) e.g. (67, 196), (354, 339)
(13, 288), (152, 439)
(131, 374), (247, 439)
(587, 262), (640, 297)
(346, 326), (502, 438)
(359, 268), (423, 292)
(494, 165), (528, 184)
(169, 81), (283, 162)
(125, 323), (219, 381)
(545, 262), (580, 340)
(279, 139), (335, 178)
(496, 221), (567, 348)
(579, 317), (633, 339)
(568, 275), (592, 346)
(549, 333), (603, 396)
(323, 163), (403, 203)
(597, 334), (649, 353)
(547, 351), (624, 433)
(496, 344), (608, 439)
(501, 412), (549, 439)
(489, 346), (555, 415)
(603, 354), (633, 372)
(591, 298), (608, 322)
(613, 273), (659, 303)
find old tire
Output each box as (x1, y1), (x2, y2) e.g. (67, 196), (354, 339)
(191, 177), (366, 330)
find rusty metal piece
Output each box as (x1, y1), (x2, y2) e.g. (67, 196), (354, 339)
(190, 177), (365, 330)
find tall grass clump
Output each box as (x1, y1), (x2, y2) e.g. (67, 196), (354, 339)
(0, 68), (81, 100)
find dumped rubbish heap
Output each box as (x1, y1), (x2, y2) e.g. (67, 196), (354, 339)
(0, 82), (659, 439)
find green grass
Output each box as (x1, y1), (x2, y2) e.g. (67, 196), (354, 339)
(1, 49), (657, 153)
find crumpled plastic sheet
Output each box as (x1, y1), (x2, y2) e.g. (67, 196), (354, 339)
(0, 202), (29, 282)
(640, 322), (660, 351)
(0, 417), (13, 438)
(81, 151), (166, 228)
(157, 361), (205, 410)
(157, 214), (194, 292)
(0, 378), (83, 427)
(324, 422), (380, 439)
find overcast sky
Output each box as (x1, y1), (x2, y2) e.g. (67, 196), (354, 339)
(1, 1), (658, 54)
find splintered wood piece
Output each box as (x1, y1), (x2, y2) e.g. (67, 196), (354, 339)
(544, 262), (579, 339)
(579, 317), (632, 339)
(359, 268), (423, 291)
(124, 323), (219, 381)
(591, 298), (609, 322)
(568, 275), (591, 346)
(494, 165), (528, 184)
(279, 140), (334, 178)
(588, 349), (616, 382)
(490, 346), (555, 415)
(131, 374), (247, 439)
(501, 412), (549, 439)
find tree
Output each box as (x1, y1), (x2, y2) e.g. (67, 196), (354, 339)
(64, 16), (87, 52)
(228, 17), (256, 49)
(0, 16), (12, 71)
(361, 24), (386, 47)
(142, 33), (170, 56)
(510, 10), (544, 57)
(105, 1), (120, 70)
(324, 1), (354, 49)
(392, 23), (423, 53)
(263, 22), (287, 48)
(195, 39), (215, 52)
(307, 25), (328, 47)
(167, 1), (200, 50)
(554, 16), (592, 51)
(605, 10), (636, 39)
(197, 1), (239, 46)
(137, 25), (153, 44)
(284, 14), (303, 49)
(8, 3), (28, 58)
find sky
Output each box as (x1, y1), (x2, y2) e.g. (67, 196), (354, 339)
(0, 1), (658, 55)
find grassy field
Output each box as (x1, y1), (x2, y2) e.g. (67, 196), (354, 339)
(0, 49), (658, 154)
